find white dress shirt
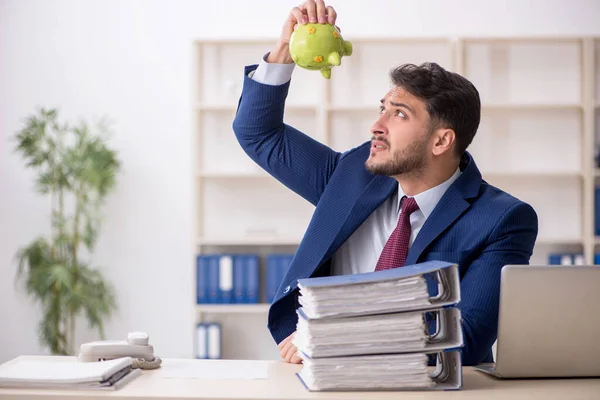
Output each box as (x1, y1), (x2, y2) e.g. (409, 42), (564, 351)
(248, 54), (463, 275)
(248, 53), (296, 85)
(329, 170), (461, 275)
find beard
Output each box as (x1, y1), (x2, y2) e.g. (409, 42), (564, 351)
(365, 135), (428, 177)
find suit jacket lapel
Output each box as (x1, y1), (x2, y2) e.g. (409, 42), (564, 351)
(325, 175), (398, 259)
(404, 152), (482, 265)
(404, 186), (469, 265)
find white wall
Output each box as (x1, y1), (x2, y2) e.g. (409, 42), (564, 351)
(1, 0), (599, 363)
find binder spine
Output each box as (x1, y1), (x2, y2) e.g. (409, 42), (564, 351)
(294, 262), (463, 391)
(245, 255), (259, 303)
(207, 255), (220, 304)
(218, 255), (233, 304)
(207, 323), (222, 359)
(195, 323), (208, 359)
(233, 255), (246, 303)
(196, 255), (208, 304)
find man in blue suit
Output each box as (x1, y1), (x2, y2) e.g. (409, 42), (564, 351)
(232, 0), (538, 367)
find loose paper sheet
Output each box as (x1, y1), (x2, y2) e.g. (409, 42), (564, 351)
(160, 360), (269, 380)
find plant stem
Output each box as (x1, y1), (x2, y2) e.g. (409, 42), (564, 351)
(52, 283), (63, 354)
(69, 312), (75, 355)
(69, 184), (83, 355)
(72, 187), (82, 275)
(49, 124), (57, 261)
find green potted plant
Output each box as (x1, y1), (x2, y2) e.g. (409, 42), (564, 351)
(13, 108), (120, 355)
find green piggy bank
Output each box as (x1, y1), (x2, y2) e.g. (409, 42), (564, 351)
(289, 23), (353, 79)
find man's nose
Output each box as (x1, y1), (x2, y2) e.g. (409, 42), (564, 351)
(370, 117), (387, 136)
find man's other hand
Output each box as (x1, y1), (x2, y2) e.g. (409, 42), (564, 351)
(278, 331), (302, 364)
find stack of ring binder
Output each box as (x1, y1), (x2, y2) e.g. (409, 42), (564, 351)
(292, 261), (463, 391)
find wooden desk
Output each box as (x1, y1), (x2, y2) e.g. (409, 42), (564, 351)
(0, 357), (599, 399)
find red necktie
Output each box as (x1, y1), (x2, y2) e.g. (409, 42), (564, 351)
(375, 196), (420, 271)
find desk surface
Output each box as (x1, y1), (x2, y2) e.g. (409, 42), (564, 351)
(0, 356), (599, 400)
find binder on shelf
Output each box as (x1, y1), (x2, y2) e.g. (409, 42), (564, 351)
(195, 323), (208, 359)
(207, 255), (220, 304)
(196, 254), (261, 305)
(218, 255), (233, 303)
(573, 254), (585, 265)
(548, 253), (585, 266)
(196, 254), (219, 304)
(232, 255), (246, 303)
(196, 255), (208, 304)
(293, 261), (463, 392)
(596, 187), (600, 236)
(207, 323), (222, 359)
(195, 322), (221, 359)
(245, 254), (260, 303)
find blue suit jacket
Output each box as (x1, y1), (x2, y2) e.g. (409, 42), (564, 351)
(232, 64), (538, 366)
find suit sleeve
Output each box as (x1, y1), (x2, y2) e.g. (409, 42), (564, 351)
(458, 202), (538, 365)
(232, 64), (342, 206)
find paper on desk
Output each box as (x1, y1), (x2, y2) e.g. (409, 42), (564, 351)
(161, 360), (269, 380)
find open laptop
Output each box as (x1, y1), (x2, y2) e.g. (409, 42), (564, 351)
(473, 264), (600, 378)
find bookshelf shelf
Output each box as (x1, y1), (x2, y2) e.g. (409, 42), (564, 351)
(481, 171), (583, 179)
(196, 304), (270, 313)
(536, 237), (584, 245)
(196, 104), (318, 113)
(197, 172), (270, 179)
(481, 103), (583, 111)
(193, 35), (600, 360)
(326, 104), (583, 113)
(195, 104), (237, 112)
(197, 237), (301, 246)
(198, 171), (585, 180)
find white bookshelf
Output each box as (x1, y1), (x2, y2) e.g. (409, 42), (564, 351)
(192, 36), (600, 360)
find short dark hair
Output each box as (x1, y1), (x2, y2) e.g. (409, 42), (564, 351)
(389, 62), (481, 157)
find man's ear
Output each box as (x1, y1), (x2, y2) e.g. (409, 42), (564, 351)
(431, 128), (456, 156)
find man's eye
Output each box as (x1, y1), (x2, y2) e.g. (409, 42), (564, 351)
(394, 109), (406, 118)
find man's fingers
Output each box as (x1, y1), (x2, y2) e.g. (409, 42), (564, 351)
(305, 0), (317, 23)
(290, 7), (307, 25)
(279, 339), (292, 356)
(279, 337), (295, 359)
(284, 343), (298, 362)
(277, 334), (293, 351)
(326, 6), (337, 25)
(290, 354), (302, 364)
(316, 0), (327, 24)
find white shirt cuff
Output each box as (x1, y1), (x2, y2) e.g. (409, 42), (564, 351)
(248, 53), (295, 86)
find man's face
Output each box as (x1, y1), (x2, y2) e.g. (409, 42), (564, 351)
(365, 86), (432, 177)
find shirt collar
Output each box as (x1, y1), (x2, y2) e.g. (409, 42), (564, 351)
(396, 167), (462, 218)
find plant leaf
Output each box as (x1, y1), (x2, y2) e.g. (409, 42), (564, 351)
(13, 108), (120, 355)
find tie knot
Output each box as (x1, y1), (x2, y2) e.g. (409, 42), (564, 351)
(401, 196), (419, 215)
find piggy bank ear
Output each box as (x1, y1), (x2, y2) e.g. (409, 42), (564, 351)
(343, 40), (353, 56)
(328, 52), (341, 66)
